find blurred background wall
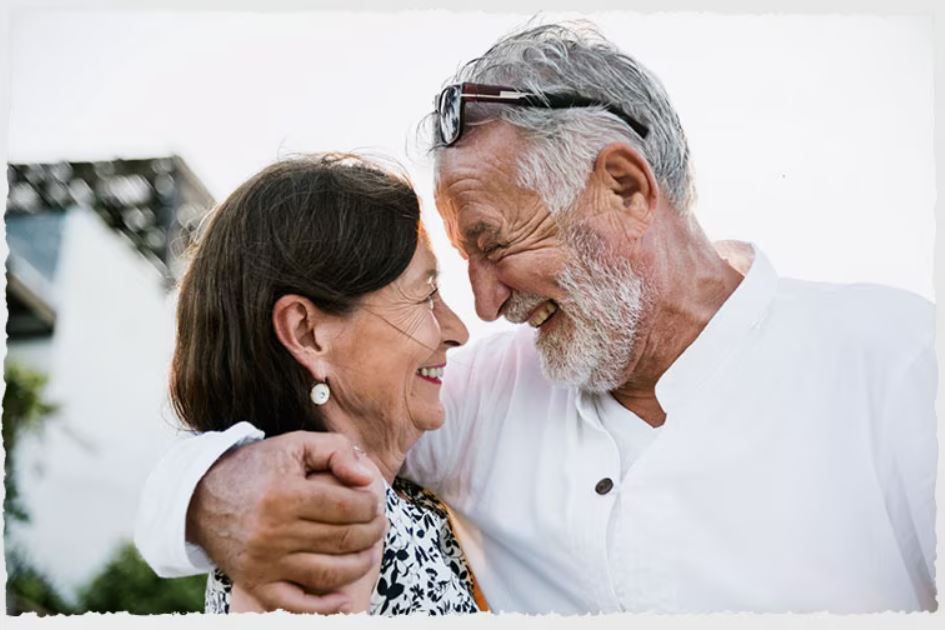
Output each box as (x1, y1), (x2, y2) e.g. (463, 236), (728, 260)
(4, 157), (214, 612)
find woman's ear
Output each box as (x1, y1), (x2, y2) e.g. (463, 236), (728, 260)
(272, 294), (332, 380)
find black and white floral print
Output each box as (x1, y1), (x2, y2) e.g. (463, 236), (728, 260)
(205, 477), (479, 615)
(205, 566), (232, 613)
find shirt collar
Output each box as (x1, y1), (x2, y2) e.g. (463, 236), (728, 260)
(574, 243), (777, 425)
(653, 243), (778, 417)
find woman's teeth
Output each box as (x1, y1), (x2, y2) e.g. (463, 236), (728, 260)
(417, 366), (444, 379)
(528, 301), (558, 328)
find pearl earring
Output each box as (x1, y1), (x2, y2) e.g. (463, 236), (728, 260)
(310, 381), (331, 406)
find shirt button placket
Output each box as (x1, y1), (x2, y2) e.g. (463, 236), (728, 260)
(589, 474), (621, 611)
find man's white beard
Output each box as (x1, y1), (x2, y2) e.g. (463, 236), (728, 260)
(505, 227), (646, 392)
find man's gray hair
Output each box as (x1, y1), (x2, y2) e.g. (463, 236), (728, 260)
(430, 22), (695, 215)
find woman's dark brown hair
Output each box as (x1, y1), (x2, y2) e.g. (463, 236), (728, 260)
(170, 154), (421, 435)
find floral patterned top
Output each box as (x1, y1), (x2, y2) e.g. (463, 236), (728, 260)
(205, 477), (480, 615)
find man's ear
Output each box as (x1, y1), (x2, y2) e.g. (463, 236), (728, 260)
(590, 142), (660, 239)
(272, 294), (334, 381)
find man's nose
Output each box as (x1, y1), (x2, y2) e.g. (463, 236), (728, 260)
(468, 258), (511, 322)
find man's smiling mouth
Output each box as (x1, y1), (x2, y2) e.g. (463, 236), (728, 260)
(527, 301), (559, 328)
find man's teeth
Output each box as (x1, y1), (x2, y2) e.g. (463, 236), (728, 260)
(528, 301), (559, 328)
(418, 367), (444, 379)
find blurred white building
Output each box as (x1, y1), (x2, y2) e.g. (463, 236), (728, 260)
(5, 157), (214, 598)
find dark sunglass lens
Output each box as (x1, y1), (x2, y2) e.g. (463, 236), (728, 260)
(438, 85), (461, 145)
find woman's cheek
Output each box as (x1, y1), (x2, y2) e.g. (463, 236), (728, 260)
(402, 307), (441, 352)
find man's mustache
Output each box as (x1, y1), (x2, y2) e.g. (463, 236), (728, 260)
(502, 291), (550, 324)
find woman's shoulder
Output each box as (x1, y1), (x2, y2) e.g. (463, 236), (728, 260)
(372, 477), (478, 615)
(386, 477), (472, 586)
(391, 477), (449, 519)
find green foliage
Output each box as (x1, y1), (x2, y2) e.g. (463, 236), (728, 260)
(3, 361), (69, 615)
(5, 550), (76, 615)
(3, 362), (205, 614)
(3, 361), (58, 523)
(2, 362), (58, 443)
(6, 542), (207, 615)
(77, 543), (205, 614)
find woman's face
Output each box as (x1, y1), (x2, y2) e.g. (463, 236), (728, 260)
(326, 237), (469, 442)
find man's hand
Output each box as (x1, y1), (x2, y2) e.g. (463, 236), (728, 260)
(186, 431), (387, 613)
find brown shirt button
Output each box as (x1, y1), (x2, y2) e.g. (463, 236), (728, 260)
(595, 477), (614, 495)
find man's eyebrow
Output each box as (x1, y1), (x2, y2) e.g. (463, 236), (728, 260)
(461, 221), (499, 246)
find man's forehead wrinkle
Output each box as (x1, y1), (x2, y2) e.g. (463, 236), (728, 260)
(439, 135), (517, 193)
(513, 200), (559, 246)
(441, 179), (508, 240)
(439, 170), (494, 220)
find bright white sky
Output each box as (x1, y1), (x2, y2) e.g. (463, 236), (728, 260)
(8, 11), (935, 342)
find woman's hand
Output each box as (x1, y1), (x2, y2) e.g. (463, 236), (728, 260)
(230, 583), (265, 613)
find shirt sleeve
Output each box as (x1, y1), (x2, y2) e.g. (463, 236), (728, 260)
(133, 421), (264, 577)
(876, 336), (938, 610)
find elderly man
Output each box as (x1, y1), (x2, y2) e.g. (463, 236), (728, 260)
(136, 24), (936, 613)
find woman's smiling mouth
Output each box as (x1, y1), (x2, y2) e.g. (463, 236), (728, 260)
(416, 364), (445, 384)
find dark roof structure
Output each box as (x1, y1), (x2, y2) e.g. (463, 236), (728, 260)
(5, 155), (215, 339)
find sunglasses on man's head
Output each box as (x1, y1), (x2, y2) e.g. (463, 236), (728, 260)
(434, 82), (650, 147)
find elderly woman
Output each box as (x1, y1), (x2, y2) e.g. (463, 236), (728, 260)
(169, 154), (480, 614)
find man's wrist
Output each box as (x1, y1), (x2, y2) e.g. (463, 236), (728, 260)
(134, 421), (265, 577)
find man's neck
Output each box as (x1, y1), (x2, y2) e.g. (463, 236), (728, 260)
(609, 233), (748, 427)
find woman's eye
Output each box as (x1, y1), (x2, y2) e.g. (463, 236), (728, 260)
(425, 289), (439, 309)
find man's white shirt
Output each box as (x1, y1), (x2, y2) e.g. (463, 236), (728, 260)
(135, 246), (937, 612)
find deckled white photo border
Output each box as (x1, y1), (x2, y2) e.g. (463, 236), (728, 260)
(0, 1), (942, 629)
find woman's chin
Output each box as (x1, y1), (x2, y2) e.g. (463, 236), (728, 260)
(410, 404), (446, 433)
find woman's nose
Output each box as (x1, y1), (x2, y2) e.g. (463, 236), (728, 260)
(436, 297), (469, 348)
